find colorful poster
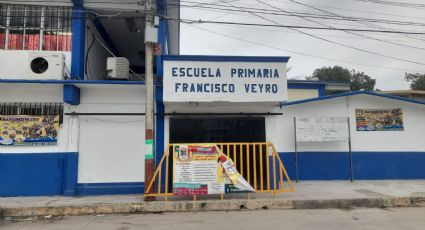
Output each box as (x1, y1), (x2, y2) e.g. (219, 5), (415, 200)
(0, 115), (60, 145)
(173, 144), (254, 196)
(355, 109), (404, 131)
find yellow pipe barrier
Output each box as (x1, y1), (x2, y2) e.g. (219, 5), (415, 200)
(145, 142), (295, 200)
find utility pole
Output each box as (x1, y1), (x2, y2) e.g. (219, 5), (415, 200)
(144, 0), (155, 199)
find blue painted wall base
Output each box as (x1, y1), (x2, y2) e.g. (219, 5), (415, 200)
(279, 152), (425, 181)
(0, 152), (78, 197)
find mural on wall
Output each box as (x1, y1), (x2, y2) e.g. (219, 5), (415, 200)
(0, 115), (59, 145)
(355, 109), (404, 131)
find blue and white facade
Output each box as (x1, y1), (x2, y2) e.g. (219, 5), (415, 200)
(1, 0), (425, 197)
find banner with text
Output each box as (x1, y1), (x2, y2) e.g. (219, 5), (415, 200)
(0, 115), (59, 146)
(163, 59), (288, 103)
(173, 144), (255, 195)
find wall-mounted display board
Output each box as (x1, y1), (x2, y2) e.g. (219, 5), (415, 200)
(295, 117), (349, 142)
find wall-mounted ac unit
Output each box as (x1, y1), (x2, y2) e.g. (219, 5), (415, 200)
(106, 57), (130, 80)
(0, 51), (65, 80)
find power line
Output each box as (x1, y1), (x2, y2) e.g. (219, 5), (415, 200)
(187, 24), (425, 73)
(287, 0), (425, 51)
(169, 1), (425, 27)
(251, 0), (425, 66)
(160, 16), (425, 35)
(353, 0), (425, 9)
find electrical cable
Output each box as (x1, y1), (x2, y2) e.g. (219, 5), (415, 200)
(251, 0), (425, 66)
(286, 0), (425, 51)
(187, 25), (425, 73)
(85, 32), (96, 80)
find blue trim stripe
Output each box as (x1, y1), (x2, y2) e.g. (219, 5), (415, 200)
(162, 55), (290, 63)
(281, 91), (425, 107)
(76, 182), (144, 195)
(288, 79), (350, 85)
(0, 79), (145, 85)
(71, 1), (86, 80)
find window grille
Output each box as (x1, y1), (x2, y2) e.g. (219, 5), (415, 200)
(0, 4), (72, 51)
(0, 103), (64, 123)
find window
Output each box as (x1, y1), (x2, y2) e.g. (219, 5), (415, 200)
(0, 103), (64, 124)
(0, 4), (72, 51)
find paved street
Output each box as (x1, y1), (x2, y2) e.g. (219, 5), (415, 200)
(2, 207), (425, 230)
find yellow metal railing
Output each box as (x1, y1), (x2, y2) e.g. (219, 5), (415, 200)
(145, 142), (294, 201)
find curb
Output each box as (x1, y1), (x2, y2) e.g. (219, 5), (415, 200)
(1, 197), (425, 218)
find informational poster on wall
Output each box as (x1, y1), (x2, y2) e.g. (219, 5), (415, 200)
(296, 117), (349, 142)
(355, 109), (404, 131)
(173, 144), (254, 195)
(0, 115), (59, 146)
(163, 57), (288, 103)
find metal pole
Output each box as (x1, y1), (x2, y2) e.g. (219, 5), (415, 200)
(293, 117), (299, 183)
(347, 117), (354, 182)
(144, 0), (155, 200)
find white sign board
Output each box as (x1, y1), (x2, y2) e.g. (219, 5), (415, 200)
(163, 58), (288, 103)
(296, 117), (349, 142)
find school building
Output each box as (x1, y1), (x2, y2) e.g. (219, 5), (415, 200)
(0, 0), (424, 197)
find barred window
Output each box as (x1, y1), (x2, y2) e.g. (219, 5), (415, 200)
(0, 103), (64, 124)
(0, 4), (72, 51)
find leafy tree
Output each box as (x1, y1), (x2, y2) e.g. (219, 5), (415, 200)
(405, 73), (425, 90)
(308, 66), (351, 82)
(308, 66), (376, 91)
(350, 70), (376, 91)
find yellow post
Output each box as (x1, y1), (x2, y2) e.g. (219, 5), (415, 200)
(233, 144), (237, 165)
(272, 145), (277, 192)
(165, 145), (170, 201)
(266, 143), (270, 191)
(240, 144), (243, 177)
(253, 144), (257, 190)
(259, 143), (264, 191)
(247, 143), (251, 185)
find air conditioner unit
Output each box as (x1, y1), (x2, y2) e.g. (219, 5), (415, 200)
(28, 52), (65, 80)
(0, 51), (65, 80)
(106, 57), (130, 80)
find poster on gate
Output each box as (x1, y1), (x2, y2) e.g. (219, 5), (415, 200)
(0, 115), (60, 146)
(172, 144), (255, 195)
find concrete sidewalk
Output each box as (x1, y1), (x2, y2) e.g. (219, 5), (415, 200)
(1, 180), (425, 218)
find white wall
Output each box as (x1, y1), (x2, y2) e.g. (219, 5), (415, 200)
(75, 85), (146, 183)
(0, 83), (148, 184)
(0, 84), (73, 153)
(276, 95), (425, 152)
(162, 94), (425, 155)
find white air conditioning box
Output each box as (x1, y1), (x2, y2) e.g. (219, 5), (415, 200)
(0, 51), (65, 80)
(106, 57), (130, 79)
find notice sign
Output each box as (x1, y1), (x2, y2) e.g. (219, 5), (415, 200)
(356, 109), (404, 131)
(0, 115), (59, 146)
(173, 144), (254, 196)
(163, 57), (289, 103)
(296, 117), (349, 142)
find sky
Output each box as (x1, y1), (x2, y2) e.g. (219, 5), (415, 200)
(179, 0), (425, 90)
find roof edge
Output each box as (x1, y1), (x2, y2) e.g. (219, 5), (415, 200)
(281, 90), (425, 107)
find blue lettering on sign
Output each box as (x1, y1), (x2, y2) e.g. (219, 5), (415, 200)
(172, 68), (178, 77)
(244, 84), (278, 94)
